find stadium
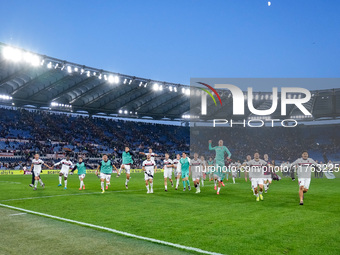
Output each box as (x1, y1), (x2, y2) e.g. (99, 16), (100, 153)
(1, 2), (340, 255)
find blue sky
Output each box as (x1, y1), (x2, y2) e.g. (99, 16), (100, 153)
(0, 0), (339, 88)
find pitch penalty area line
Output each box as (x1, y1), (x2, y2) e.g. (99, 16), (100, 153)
(0, 203), (223, 255)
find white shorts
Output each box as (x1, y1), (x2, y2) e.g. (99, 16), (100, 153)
(298, 178), (311, 189)
(78, 174), (85, 180)
(175, 170), (181, 176)
(263, 176), (272, 182)
(100, 173), (111, 182)
(144, 171), (154, 180)
(213, 174), (222, 182)
(192, 175), (200, 182)
(33, 169), (41, 177)
(164, 168), (173, 179)
(122, 164), (131, 174)
(251, 178), (264, 188)
(60, 170), (69, 178)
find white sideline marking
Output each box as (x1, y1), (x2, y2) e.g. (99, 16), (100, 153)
(9, 212), (27, 216)
(0, 203), (223, 255)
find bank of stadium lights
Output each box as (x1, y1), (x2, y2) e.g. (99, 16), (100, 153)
(50, 102), (72, 108)
(0, 95), (13, 100)
(181, 88), (190, 96)
(182, 114), (199, 119)
(2, 46), (41, 66)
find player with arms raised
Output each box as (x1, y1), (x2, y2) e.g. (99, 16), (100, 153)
(71, 157), (88, 190)
(54, 155), (73, 190)
(209, 140), (231, 195)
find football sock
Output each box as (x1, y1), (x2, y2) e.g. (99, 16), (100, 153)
(186, 180), (190, 187)
(59, 176), (62, 184)
(39, 179), (43, 186)
(34, 180), (38, 188)
(101, 181), (104, 190)
(64, 180), (67, 187)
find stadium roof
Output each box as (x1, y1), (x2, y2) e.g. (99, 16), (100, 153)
(0, 42), (339, 122)
(0, 42), (190, 120)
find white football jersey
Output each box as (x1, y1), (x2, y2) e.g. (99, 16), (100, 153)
(143, 159), (156, 173)
(291, 158), (317, 178)
(54, 159), (73, 172)
(32, 159), (44, 172)
(163, 159), (173, 170)
(246, 159), (267, 178)
(148, 153), (156, 161)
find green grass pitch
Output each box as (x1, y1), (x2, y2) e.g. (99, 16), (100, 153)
(0, 172), (339, 255)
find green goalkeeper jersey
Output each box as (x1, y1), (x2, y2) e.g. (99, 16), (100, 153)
(209, 143), (231, 165)
(180, 157), (190, 172)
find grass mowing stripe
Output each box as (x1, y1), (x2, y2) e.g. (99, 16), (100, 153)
(0, 203), (224, 255)
(0, 188), (163, 202)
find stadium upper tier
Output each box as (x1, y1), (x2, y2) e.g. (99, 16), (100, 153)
(0, 42), (340, 121)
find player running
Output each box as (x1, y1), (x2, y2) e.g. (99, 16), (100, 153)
(30, 154), (50, 191)
(179, 152), (191, 191)
(207, 157), (215, 181)
(200, 155), (207, 187)
(173, 154), (181, 190)
(54, 155), (73, 189)
(244, 152), (267, 202)
(96, 154), (115, 193)
(120, 147), (134, 189)
(229, 160), (238, 184)
(191, 153), (202, 193)
(71, 157), (88, 190)
(163, 153), (174, 191)
(142, 154), (157, 194)
(290, 151), (318, 205)
(209, 140), (231, 195)
(263, 154), (272, 193)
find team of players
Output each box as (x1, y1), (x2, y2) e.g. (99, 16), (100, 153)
(29, 141), (322, 205)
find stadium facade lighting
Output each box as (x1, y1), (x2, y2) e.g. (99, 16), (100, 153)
(50, 102), (72, 108)
(169, 86), (173, 92)
(129, 79), (133, 85)
(55, 63), (59, 69)
(124, 78), (127, 84)
(174, 87), (177, 92)
(153, 83), (159, 91)
(0, 95), (13, 100)
(135, 112), (137, 114)
(119, 110), (123, 114)
(81, 68), (84, 74)
(144, 82), (148, 87)
(124, 110), (128, 114)
(139, 82), (143, 87)
(114, 75), (119, 84)
(104, 74), (107, 81)
(159, 85), (163, 91)
(98, 74), (102, 79)
(108, 75), (115, 83)
(67, 66), (72, 73)
(93, 72), (96, 76)
(2, 47), (41, 66)
(47, 62), (52, 69)
(74, 67), (79, 72)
